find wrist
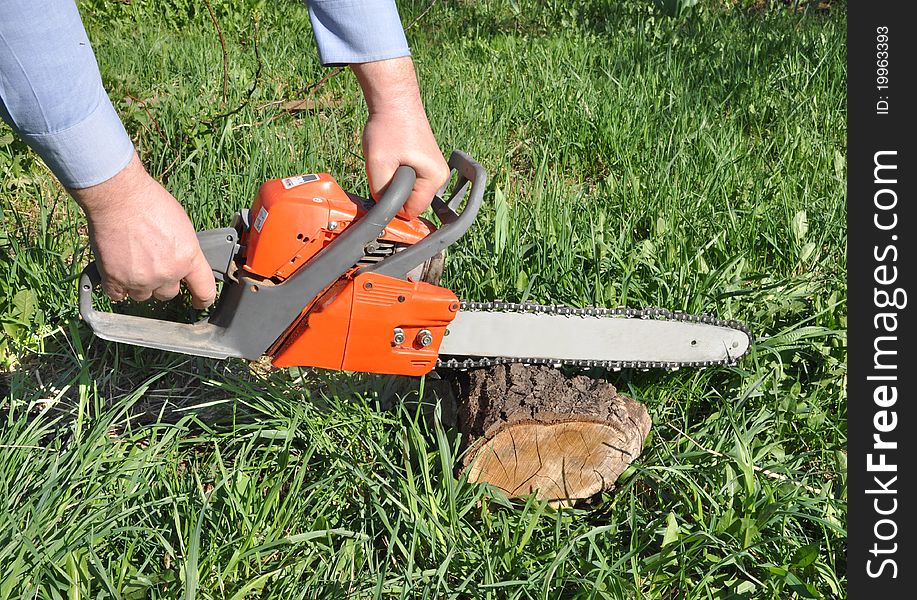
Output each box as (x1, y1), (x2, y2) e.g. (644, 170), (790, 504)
(71, 153), (152, 222)
(351, 57), (425, 117)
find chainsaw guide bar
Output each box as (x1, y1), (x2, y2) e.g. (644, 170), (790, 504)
(438, 301), (752, 371)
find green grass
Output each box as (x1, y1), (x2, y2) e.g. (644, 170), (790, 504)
(1, 0), (846, 597)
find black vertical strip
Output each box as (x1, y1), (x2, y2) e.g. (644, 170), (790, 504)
(848, 3), (915, 595)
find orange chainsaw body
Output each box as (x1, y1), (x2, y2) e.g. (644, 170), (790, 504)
(239, 173), (459, 376)
(243, 174), (436, 280)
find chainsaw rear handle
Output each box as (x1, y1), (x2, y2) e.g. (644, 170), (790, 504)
(360, 150), (486, 278)
(79, 165), (420, 359)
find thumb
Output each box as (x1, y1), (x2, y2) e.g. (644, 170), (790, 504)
(404, 176), (444, 219)
(183, 251), (217, 309)
(366, 156), (400, 201)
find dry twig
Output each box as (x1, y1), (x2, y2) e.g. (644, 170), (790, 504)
(204, 0), (230, 107)
(204, 15), (263, 125)
(125, 93), (168, 145)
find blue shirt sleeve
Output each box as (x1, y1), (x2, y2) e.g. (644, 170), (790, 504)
(307, 0), (411, 66)
(0, 0), (135, 189)
(0, 1), (409, 189)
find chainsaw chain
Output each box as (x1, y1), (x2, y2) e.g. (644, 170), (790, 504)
(436, 301), (752, 371)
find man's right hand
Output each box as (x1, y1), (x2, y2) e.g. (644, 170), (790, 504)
(70, 153), (217, 309)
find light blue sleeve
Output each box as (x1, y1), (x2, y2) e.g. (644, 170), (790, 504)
(0, 0), (135, 189)
(307, 0), (411, 66)
(0, 1), (407, 189)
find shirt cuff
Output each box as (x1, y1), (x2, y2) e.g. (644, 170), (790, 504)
(18, 90), (134, 189)
(308, 0), (411, 66)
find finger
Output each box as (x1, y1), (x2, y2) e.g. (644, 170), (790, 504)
(103, 284), (129, 303)
(98, 265), (127, 302)
(366, 158), (399, 201)
(183, 251), (217, 309)
(128, 288), (153, 302)
(404, 169), (451, 219)
(403, 186), (434, 219)
(152, 281), (182, 302)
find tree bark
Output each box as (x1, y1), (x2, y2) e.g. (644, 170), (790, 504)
(449, 364), (651, 503)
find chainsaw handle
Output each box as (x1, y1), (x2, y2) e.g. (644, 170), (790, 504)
(360, 150), (486, 279)
(78, 259), (241, 358)
(77, 227), (244, 358)
(79, 226), (238, 309)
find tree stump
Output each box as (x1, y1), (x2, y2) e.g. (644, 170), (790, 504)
(450, 364), (651, 503)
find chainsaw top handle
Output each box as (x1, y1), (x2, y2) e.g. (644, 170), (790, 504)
(360, 150), (486, 278)
(78, 150), (486, 361)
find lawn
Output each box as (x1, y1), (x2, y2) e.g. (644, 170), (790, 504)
(1, 0), (847, 597)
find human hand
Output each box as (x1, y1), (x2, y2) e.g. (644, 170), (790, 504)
(352, 57), (450, 219)
(71, 153), (217, 308)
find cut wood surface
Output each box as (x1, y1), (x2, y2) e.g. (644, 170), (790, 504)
(451, 364), (651, 502)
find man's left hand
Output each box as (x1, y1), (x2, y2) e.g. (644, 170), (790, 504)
(352, 57), (450, 219)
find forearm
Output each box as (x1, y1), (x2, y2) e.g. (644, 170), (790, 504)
(0, 0), (134, 189)
(304, 1), (422, 118)
(352, 57), (448, 217)
(1, 2), (216, 308)
(69, 152), (146, 221)
(306, 0), (410, 66)
(351, 57), (425, 117)
(308, 1), (447, 217)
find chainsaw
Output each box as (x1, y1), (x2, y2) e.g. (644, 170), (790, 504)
(79, 150), (751, 376)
